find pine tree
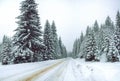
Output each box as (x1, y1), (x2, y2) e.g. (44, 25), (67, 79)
(79, 27), (91, 58)
(86, 26), (90, 36)
(43, 20), (55, 60)
(107, 42), (119, 62)
(93, 20), (99, 32)
(58, 37), (67, 58)
(85, 30), (98, 61)
(105, 16), (114, 30)
(0, 43), (2, 62)
(72, 33), (84, 58)
(114, 11), (120, 55)
(62, 45), (67, 58)
(51, 21), (60, 59)
(98, 28), (105, 50)
(100, 36), (110, 61)
(78, 32), (84, 53)
(1, 36), (12, 65)
(13, 0), (43, 63)
(80, 32), (84, 43)
(58, 37), (63, 58)
(72, 39), (79, 58)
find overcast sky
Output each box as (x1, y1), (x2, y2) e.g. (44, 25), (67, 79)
(0, 0), (120, 51)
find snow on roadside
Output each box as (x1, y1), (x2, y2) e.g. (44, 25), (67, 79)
(0, 59), (63, 81)
(75, 58), (120, 81)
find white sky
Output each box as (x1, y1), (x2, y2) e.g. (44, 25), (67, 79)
(0, 0), (120, 51)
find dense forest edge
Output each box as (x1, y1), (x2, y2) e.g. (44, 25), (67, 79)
(72, 12), (120, 62)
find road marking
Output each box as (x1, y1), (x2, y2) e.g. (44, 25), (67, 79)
(21, 61), (63, 81)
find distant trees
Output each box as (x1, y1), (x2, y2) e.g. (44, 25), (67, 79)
(72, 32), (84, 58)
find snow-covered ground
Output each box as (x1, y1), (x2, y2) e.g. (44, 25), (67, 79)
(0, 58), (120, 81)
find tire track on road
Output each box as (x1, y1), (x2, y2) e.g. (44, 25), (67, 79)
(44, 61), (68, 81)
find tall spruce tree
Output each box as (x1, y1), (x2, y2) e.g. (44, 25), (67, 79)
(13, 0), (43, 63)
(105, 16), (114, 30)
(51, 21), (60, 58)
(1, 36), (12, 65)
(58, 37), (63, 58)
(86, 26), (90, 36)
(85, 30), (98, 61)
(58, 37), (67, 58)
(62, 45), (67, 58)
(93, 20), (99, 32)
(114, 11), (120, 55)
(78, 32), (84, 53)
(98, 28), (105, 51)
(107, 42), (119, 62)
(72, 39), (79, 58)
(43, 20), (55, 60)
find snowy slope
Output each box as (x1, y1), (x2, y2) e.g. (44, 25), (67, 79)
(0, 58), (120, 81)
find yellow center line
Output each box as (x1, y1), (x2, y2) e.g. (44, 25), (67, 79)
(21, 61), (63, 81)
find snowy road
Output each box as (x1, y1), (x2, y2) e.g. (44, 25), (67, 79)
(0, 58), (120, 81)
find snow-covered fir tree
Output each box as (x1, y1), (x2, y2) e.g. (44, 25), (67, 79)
(114, 11), (120, 55)
(0, 43), (2, 62)
(93, 20), (99, 32)
(72, 32), (84, 58)
(99, 16), (115, 61)
(1, 36), (12, 65)
(79, 27), (91, 58)
(58, 37), (64, 58)
(98, 28), (105, 51)
(58, 37), (67, 58)
(51, 21), (60, 59)
(72, 39), (80, 58)
(85, 26), (90, 36)
(13, 0), (43, 63)
(85, 30), (99, 61)
(107, 42), (119, 62)
(105, 16), (114, 30)
(43, 20), (55, 60)
(100, 36), (110, 61)
(80, 32), (84, 44)
(62, 44), (67, 58)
